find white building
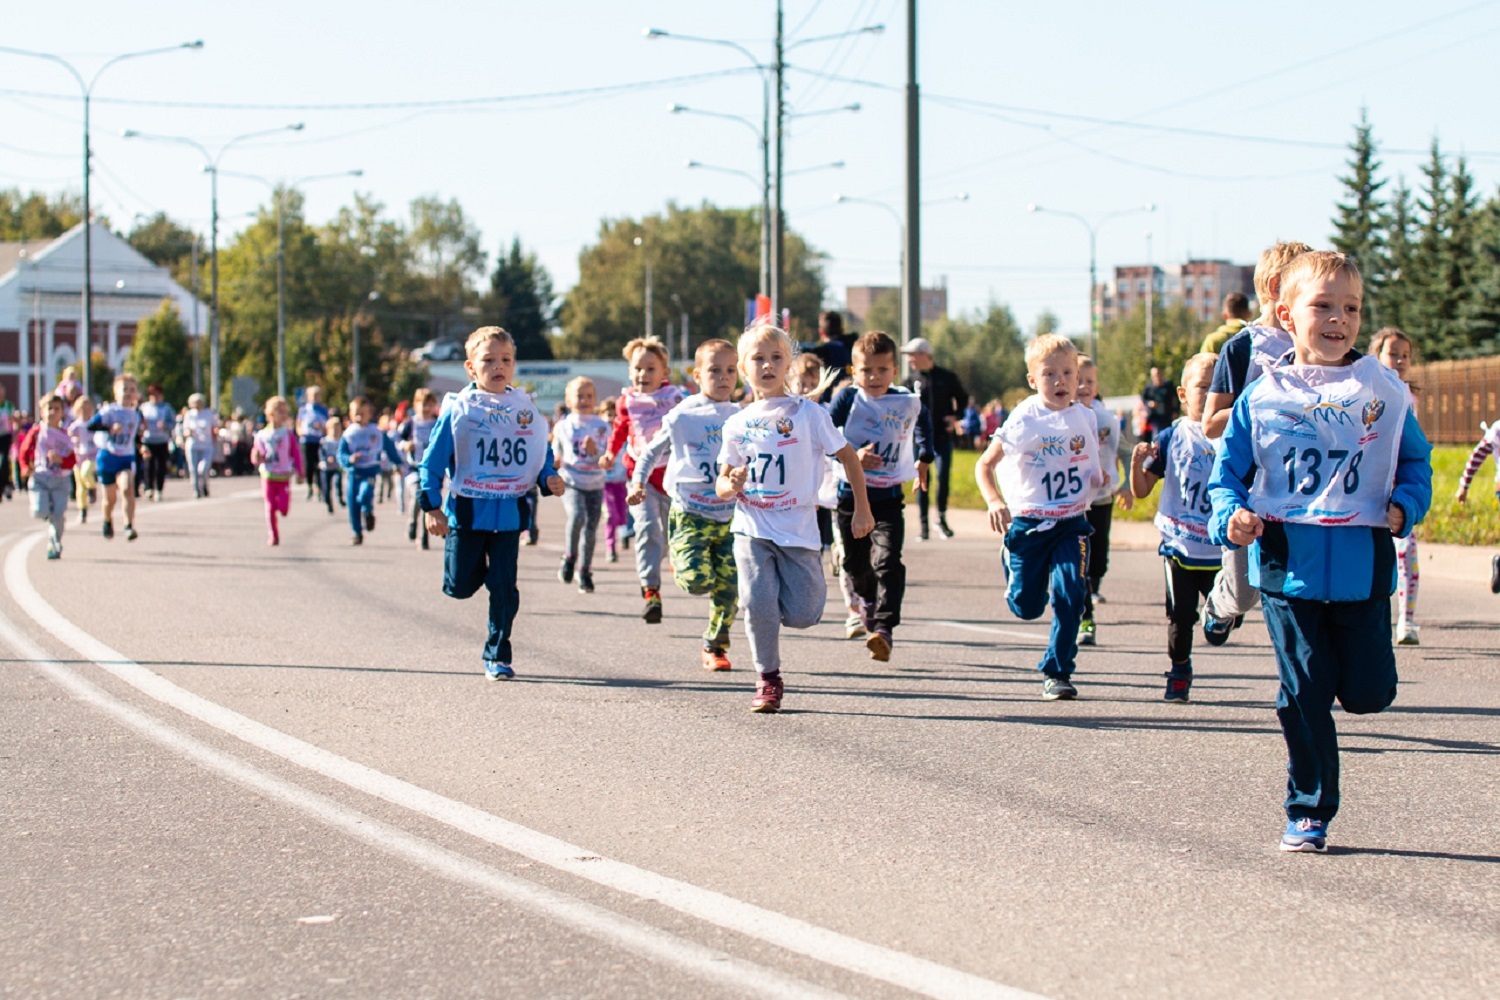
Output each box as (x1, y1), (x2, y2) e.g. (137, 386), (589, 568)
(0, 221), (202, 411)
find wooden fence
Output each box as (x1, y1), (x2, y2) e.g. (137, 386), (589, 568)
(1409, 356), (1500, 445)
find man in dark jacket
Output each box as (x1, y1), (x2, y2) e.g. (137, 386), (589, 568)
(901, 337), (968, 539)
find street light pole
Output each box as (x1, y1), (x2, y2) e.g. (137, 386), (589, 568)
(903, 0), (920, 350)
(1028, 202), (1156, 360)
(123, 123), (305, 411)
(0, 41), (202, 402)
(1145, 229), (1155, 352)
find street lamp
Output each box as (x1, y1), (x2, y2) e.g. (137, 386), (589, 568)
(351, 288), (379, 399)
(632, 236), (653, 345)
(123, 123), (306, 412)
(1027, 202), (1157, 359)
(219, 169), (364, 398)
(0, 40), (202, 403)
(671, 103), (770, 299)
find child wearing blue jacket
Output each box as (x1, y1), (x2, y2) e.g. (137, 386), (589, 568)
(1208, 251), (1432, 854)
(338, 396), (407, 544)
(421, 326), (563, 681)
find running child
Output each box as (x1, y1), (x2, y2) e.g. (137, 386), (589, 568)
(320, 416), (345, 514)
(1370, 327), (1423, 641)
(179, 393), (218, 499)
(1208, 251), (1431, 852)
(604, 338), (686, 622)
(1455, 388), (1500, 596)
(826, 331), (934, 662)
(401, 389), (441, 549)
(600, 397), (629, 563)
(1075, 354), (1132, 647)
(297, 386), (330, 502)
(251, 395), (305, 546)
(338, 397), (405, 545)
(1129, 353), (1222, 702)
(1200, 239), (1314, 644)
(139, 384), (175, 501)
(974, 334), (1103, 701)
(552, 376), (610, 592)
(717, 323), (872, 712)
(631, 339), (742, 670)
(67, 396), (97, 524)
(419, 326), (564, 681)
(19, 393), (76, 560)
(86, 373), (143, 541)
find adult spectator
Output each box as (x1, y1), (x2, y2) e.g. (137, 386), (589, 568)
(297, 386), (330, 502)
(1200, 291), (1253, 355)
(1139, 366), (1178, 444)
(140, 384), (176, 501)
(901, 336), (968, 540)
(802, 310), (853, 401)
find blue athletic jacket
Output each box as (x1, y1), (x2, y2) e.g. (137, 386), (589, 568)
(1208, 371), (1433, 603)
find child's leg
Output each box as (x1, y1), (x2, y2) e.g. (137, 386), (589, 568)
(263, 478), (281, 542)
(74, 465), (89, 511)
(1038, 530), (1089, 677)
(1395, 534), (1419, 630)
(119, 467), (137, 525)
(603, 482), (627, 554)
(1163, 559), (1211, 665)
(735, 534), (785, 674)
(865, 496), (907, 632)
(103, 482), (118, 523)
(49, 478), (68, 546)
(1262, 594), (1344, 823)
(579, 489), (602, 570)
(480, 530), (523, 664)
(668, 509), (714, 596)
(835, 499), (877, 609)
(1003, 524), (1054, 622)
(562, 487), (584, 561)
(632, 484), (669, 590)
(707, 520), (738, 645)
(347, 470), (366, 535)
(1206, 544), (1259, 620)
(774, 542), (827, 631)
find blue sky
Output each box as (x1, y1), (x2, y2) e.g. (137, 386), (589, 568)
(5, 0), (1500, 335)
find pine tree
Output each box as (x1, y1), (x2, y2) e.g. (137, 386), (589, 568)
(1411, 139), (1459, 353)
(1383, 178), (1418, 334)
(1330, 109), (1388, 327)
(1444, 156), (1480, 354)
(1460, 191), (1500, 356)
(486, 238), (555, 360)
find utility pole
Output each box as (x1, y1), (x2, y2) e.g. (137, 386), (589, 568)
(190, 236), (201, 394)
(771, 1), (785, 321)
(902, 0), (921, 349)
(1144, 230), (1155, 352)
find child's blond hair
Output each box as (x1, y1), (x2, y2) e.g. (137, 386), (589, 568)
(1181, 352), (1218, 384)
(38, 392), (62, 416)
(1254, 240), (1314, 306)
(1024, 333), (1078, 368)
(564, 376), (595, 408)
(694, 338), (736, 371)
(1276, 250), (1362, 311)
(71, 395), (93, 417)
(264, 395), (289, 420)
(413, 387), (437, 409)
(465, 326), (514, 357)
(623, 337), (670, 371)
(1076, 354), (1097, 371)
(738, 321), (837, 400)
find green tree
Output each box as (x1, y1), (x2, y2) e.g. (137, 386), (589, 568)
(924, 303), (1027, 406)
(1096, 302), (1204, 398)
(1382, 178), (1418, 333)
(556, 202), (824, 359)
(485, 237), (555, 360)
(126, 299), (194, 404)
(410, 195), (486, 342)
(862, 289), (902, 337)
(1330, 109), (1388, 327)
(1459, 189), (1500, 356)
(1030, 310), (1061, 339)
(127, 211), (198, 287)
(0, 189), (84, 241)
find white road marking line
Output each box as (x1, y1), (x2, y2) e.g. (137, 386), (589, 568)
(0, 591), (839, 1000)
(5, 533), (1046, 1000)
(919, 619), (1048, 643)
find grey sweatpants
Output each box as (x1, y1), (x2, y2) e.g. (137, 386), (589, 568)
(30, 473), (70, 547)
(631, 483), (671, 590)
(1206, 543), (1260, 619)
(734, 534), (827, 676)
(563, 486), (603, 570)
(185, 439), (214, 497)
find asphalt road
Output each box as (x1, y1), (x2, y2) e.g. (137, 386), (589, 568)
(2, 479), (1497, 999)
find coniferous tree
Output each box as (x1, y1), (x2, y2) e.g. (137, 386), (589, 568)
(1383, 178), (1418, 335)
(1459, 191), (1500, 356)
(1411, 139), (1457, 352)
(1444, 156), (1480, 354)
(1330, 109), (1388, 328)
(485, 238), (556, 360)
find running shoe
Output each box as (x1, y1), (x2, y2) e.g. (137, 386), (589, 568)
(1492, 554), (1500, 595)
(408, 521), (418, 541)
(866, 627), (892, 662)
(1041, 675), (1078, 700)
(1163, 664), (1193, 703)
(45, 544), (60, 561)
(1279, 818), (1329, 853)
(1091, 590), (1107, 605)
(364, 510), (376, 532)
(1077, 618), (1097, 646)
(125, 525), (138, 542)
(750, 673), (784, 713)
(79, 509), (87, 524)
(937, 515), (954, 539)
(420, 533), (429, 551)
(1395, 622), (1420, 646)
(701, 645), (732, 672)
(1202, 604), (1233, 647)
(845, 613), (867, 640)
(642, 588), (663, 623)
(918, 521), (930, 542)
(608, 549), (618, 563)
(484, 660), (515, 681)
(102, 520), (114, 540)
(351, 534), (363, 546)
(577, 570), (594, 594)
(559, 556), (575, 584)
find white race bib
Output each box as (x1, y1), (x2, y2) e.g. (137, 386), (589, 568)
(448, 387), (548, 499)
(994, 397), (1100, 521)
(1246, 355), (1408, 527)
(255, 427), (298, 477)
(553, 413), (610, 491)
(1246, 325), (1294, 385)
(1089, 399), (1122, 501)
(32, 426), (75, 477)
(661, 397), (738, 520)
(1154, 420), (1220, 563)
(623, 385), (685, 460)
(837, 389), (921, 488)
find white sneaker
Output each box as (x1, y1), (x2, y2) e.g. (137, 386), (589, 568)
(845, 613), (867, 640)
(1395, 622), (1420, 646)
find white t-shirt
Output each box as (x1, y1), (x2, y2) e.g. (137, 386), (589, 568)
(551, 412), (611, 491)
(992, 395), (1101, 522)
(640, 394), (740, 522)
(68, 418), (98, 461)
(721, 395), (848, 550)
(181, 408), (217, 447)
(1088, 398), (1123, 503)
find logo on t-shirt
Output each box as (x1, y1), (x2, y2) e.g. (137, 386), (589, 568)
(1069, 434), (1087, 455)
(775, 416), (794, 437)
(1362, 399), (1385, 428)
(517, 409), (534, 428)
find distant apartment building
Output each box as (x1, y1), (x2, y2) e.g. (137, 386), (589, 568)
(845, 283), (949, 329)
(1098, 259), (1255, 326)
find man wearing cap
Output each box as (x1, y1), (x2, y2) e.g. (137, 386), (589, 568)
(901, 337), (968, 540)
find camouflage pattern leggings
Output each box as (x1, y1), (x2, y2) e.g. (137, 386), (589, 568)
(668, 507), (738, 648)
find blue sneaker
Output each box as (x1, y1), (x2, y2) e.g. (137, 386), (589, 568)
(484, 660), (515, 681)
(1202, 606), (1233, 647)
(1280, 818), (1329, 853)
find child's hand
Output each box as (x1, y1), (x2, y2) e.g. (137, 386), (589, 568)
(986, 500), (1011, 534)
(545, 474), (564, 497)
(851, 508), (875, 539)
(600, 451), (616, 471)
(626, 483), (646, 505)
(111, 423), (122, 435)
(1131, 440), (1157, 465)
(857, 444), (882, 471)
(724, 465), (748, 494)
(1387, 502), (1406, 536)
(424, 510), (449, 538)
(1456, 484), (1469, 504)
(1115, 487), (1134, 511)
(915, 461), (930, 492)
(1227, 508), (1264, 546)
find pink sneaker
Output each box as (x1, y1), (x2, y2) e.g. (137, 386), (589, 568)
(750, 674), (784, 713)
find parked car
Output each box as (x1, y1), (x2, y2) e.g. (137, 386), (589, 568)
(412, 338), (464, 362)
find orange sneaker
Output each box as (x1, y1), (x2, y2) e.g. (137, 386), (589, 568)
(701, 646), (732, 672)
